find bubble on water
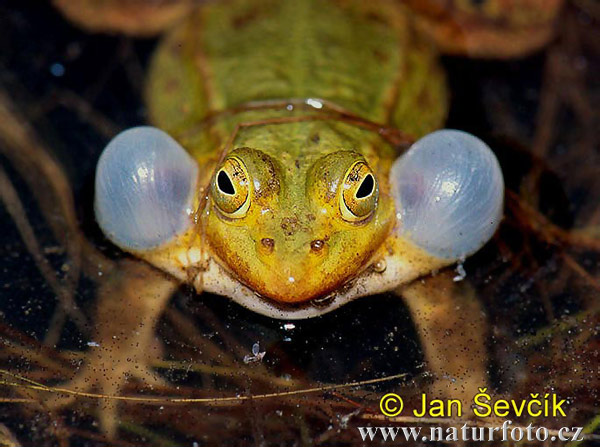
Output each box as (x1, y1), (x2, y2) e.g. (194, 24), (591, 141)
(50, 62), (65, 77)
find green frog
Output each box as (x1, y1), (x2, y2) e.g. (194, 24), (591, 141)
(49, 0), (529, 436)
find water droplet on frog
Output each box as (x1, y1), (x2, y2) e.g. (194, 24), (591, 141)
(306, 98), (323, 109)
(372, 259), (386, 273)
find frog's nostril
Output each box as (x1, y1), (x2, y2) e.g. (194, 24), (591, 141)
(260, 237), (275, 253)
(310, 239), (325, 252)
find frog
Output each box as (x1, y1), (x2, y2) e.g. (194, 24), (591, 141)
(49, 0), (519, 436)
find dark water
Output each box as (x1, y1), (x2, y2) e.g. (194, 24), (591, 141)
(0, 1), (598, 446)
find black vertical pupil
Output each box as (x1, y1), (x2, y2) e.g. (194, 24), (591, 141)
(217, 171), (235, 195)
(356, 174), (374, 199)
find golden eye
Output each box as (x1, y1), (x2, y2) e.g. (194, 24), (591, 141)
(212, 157), (250, 218)
(340, 161), (378, 222)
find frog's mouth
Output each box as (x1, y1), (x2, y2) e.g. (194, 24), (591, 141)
(192, 250), (431, 320)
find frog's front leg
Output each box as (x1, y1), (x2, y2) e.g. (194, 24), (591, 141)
(50, 259), (178, 436)
(397, 271), (488, 410)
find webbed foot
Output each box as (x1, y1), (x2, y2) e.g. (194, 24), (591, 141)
(47, 260), (177, 437)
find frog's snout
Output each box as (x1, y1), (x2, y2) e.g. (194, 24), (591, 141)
(247, 234), (342, 303)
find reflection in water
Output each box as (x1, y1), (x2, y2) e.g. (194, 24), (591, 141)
(0, 1), (598, 445)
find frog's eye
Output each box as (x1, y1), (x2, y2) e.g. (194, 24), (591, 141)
(211, 157), (250, 218)
(95, 126), (198, 251)
(340, 161), (379, 222)
(390, 129), (504, 261)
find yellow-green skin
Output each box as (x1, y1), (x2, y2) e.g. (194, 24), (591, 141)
(142, 0), (449, 309)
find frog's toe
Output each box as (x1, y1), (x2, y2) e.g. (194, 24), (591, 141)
(47, 354), (167, 437)
(126, 360), (167, 389)
(85, 361), (159, 438)
(52, 366), (123, 437)
(45, 259), (178, 436)
(43, 377), (82, 411)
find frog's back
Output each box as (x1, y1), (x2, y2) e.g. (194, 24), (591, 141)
(147, 0), (447, 142)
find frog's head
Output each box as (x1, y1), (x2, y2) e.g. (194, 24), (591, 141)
(204, 147), (393, 303)
(95, 127), (504, 315)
